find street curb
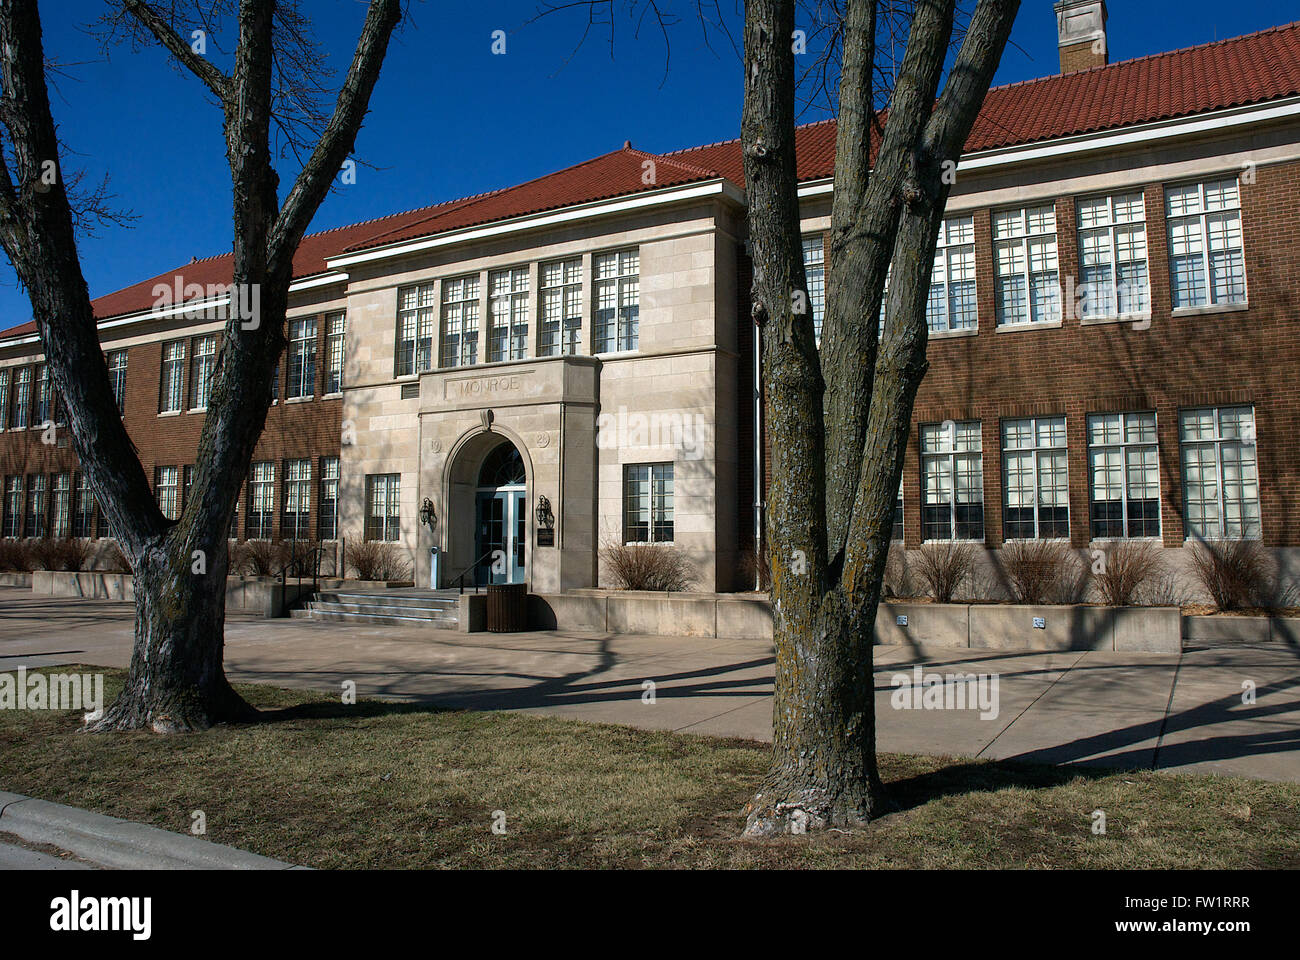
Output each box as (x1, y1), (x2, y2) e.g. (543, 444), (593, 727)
(0, 791), (308, 870)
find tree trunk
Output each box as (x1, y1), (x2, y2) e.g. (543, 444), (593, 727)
(89, 537), (253, 732)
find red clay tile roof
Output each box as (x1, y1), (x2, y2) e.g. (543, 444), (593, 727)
(2, 19), (1298, 340)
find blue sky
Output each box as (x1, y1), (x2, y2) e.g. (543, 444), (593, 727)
(0, 0), (1289, 323)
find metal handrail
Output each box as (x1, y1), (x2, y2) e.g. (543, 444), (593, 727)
(277, 540), (323, 592)
(449, 550), (497, 594)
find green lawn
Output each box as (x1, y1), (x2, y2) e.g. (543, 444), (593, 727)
(1, 667), (1297, 869)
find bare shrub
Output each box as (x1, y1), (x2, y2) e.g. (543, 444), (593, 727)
(600, 538), (694, 592)
(243, 539), (284, 577)
(24, 538), (94, 572)
(346, 541), (412, 582)
(1189, 538), (1271, 611)
(0, 539), (33, 572)
(280, 539), (323, 578)
(1000, 540), (1083, 604)
(913, 541), (976, 603)
(738, 544), (771, 592)
(100, 541), (132, 573)
(883, 542), (911, 598)
(227, 540), (253, 576)
(1091, 540), (1164, 606)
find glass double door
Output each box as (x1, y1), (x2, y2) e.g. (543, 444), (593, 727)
(474, 486), (526, 585)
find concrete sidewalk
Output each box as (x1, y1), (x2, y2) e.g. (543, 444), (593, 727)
(1, 587), (1297, 782)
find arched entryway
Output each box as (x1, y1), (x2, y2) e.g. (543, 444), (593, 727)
(473, 440), (527, 585)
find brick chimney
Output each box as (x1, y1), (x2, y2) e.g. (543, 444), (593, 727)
(1054, 0), (1108, 73)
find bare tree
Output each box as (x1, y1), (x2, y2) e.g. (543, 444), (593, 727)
(740, 0), (1018, 834)
(0, 0), (402, 731)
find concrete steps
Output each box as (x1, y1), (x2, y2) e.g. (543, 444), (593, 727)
(295, 591), (460, 629)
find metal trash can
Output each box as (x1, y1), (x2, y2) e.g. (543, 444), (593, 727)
(486, 582), (527, 632)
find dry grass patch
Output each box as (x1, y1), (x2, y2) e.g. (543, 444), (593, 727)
(1, 667), (1297, 870)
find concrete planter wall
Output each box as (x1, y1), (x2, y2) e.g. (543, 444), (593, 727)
(529, 591), (1182, 652)
(31, 571), (313, 618)
(0, 572), (33, 588)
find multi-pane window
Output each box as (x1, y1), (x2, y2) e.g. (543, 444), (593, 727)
(282, 459), (312, 540)
(24, 474), (46, 538)
(594, 249), (640, 353)
(365, 473), (401, 542)
(927, 216), (978, 333)
(183, 465), (194, 512)
(1088, 412), (1160, 538)
(72, 473), (95, 538)
(324, 312), (345, 394)
(107, 350), (127, 414)
(1002, 416), (1069, 539)
(318, 456), (340, 540)
(11, 366), (30, 429)
(0, 368), (8, 430)
(1180, 406), (1260, 540)
(247, 461), (275, 539)
(189, 336), (216, 409)
(1077, 192), (1149, 319)
(2, 476), (21, 537)
(488, 267), (530, 362)
(1166, 179), (1246, 309)
(623, 463), (674, 544)
(921, 421), (984, 541)
(286, 318), (317, 399)
(160, 340), (186, 413)
(439, 276), (480, 369)
(33, 364), (51, 425)
(802, 235), (826, 344)
(396, 282), (438, 376)
(893, 481), (904, 542)
(539, 258), (583, 356)
(51, 473), (71, 538)
(993, 205), (1060, 326)
(156, 466), (180, 521)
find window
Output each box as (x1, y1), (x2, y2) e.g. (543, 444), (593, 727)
(539, 258), (583, 356)
(189, 336), (216, 409)
(893, 480), (904, 542)
(1088, 412), (1160, 538)
(324, 312), (345, 394)
(594, 249), (639, 353)
(24, 474), (46, 538)
(927, 216), (978, 333)
(318, 456), (339, 540)
(183, 465), (194, 512)
(1180, 406), (1259, 539)
(394, 282), (437, 376)
(1002, 416), (1069, 539)
(802, 235), (826, 344)
(921, 421), (984, 541)
(247, 461), (275, 539)
(439, 276), (479, 369)
(1166, 178), (1245, 309)
(365, 473), (401, 542)
(488, 266), (530, 362)
(72, 473), (95, 538)
(11, 366), (30, 429)
(1076, 192), (1149, 319)
(286, 318), (317, 399)
(33, 364), (50, 425)
(155, 466), (180, 521)
(994, 204), (1060, 326)
(51, 473), (71, 538)
(282, 458), (312, 540)
(2, 476), (20, 538)
(623, 463), (674, 543)
(107, 350), (127, 414)
(0, 368), (8, 430)
(269, 364), (279, 405)
(160, 340), (186, 413)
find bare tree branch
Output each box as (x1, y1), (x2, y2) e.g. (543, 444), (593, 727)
(120, 0), (231, 101)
